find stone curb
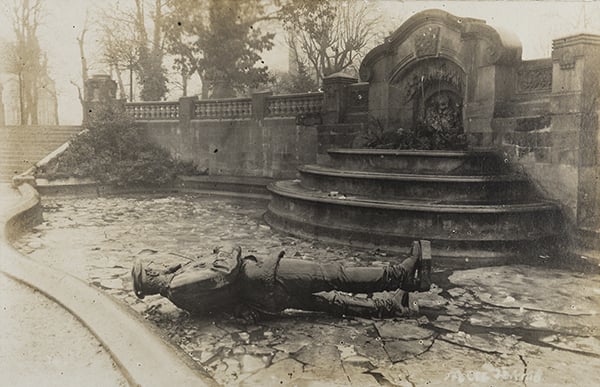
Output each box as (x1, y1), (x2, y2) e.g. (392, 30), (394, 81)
(0, 182), (218, 387)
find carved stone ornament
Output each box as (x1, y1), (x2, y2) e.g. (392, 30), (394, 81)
(400, 60), (464, 103)
(349, 89), (369, 108)
(414, 26), (440, 57)
(517, 67), (552, 93)
(559, 49), (576, 70)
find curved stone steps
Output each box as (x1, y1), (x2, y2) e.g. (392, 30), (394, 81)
(267, 180), (563, 260)
(298, 164), (535, 203)
(326, 148), (510, 175)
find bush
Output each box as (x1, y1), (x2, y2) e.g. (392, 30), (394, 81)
(37, 104), (200, 186)
(353, 116), (467, 151)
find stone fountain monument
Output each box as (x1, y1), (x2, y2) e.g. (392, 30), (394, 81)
(265, 9), (599, 264)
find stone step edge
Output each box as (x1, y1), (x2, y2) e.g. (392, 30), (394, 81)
(265, 206), (560, 246)
(327, 147), (502, 157)
(299, 164), (526, 182)
(268, 180), (559, 214)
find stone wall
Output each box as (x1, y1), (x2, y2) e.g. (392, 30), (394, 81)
(491, 35), (600, 230)
(130, 92), (324, 179)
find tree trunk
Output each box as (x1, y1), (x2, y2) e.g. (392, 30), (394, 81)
(18, 72), (25, 125)
(181, 67), (188, 97)
(111, 64), (127, 100)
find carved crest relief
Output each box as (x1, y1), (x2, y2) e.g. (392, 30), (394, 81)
(516, 66), (552, 93)
(559, 49), (576, 70)
(414, 26), (440, 57)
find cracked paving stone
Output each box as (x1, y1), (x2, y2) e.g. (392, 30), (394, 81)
(349, 334), (390, 368)
(342, 355), (374, 370)
(441, 331), (520, 354)
(449, 266), (600, 316)
(390, 339), (524, 387)
(369, 363), (420, 387)
(294, 343), (341, 367)
(273, 340), (309, 354)
(97, 278), (124, 289)
(336, 343), (357, 359)
(431, 315), (463, 332)
(375, 320), (434, 340)
(343, 364), (380, 386)
(240, 354), (266, 374)
(240, 358), (304, 386)
(412, 289), (448, 310)
(514, 340), (600, 385)
(217, 358), (242, 385)
(243, 344), (275, 357)
(383, 338), (435, 362)
(469, 308), (600, 337)
(540, 334), (600, 355)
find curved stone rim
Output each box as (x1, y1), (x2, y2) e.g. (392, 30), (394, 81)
(268, 180), (560, 214)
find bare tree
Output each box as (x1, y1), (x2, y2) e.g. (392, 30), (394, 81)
(281, 0), (380, 83)
(98, 0), (168, 101)
(70, 13), (90, 113)
(2, 0), (45, 125)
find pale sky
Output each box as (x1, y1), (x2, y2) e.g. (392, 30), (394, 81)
(1, 0), (599, 125)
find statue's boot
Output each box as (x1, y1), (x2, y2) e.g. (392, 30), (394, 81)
(392, 240), (432, 292)
(313, 289), (419, 318)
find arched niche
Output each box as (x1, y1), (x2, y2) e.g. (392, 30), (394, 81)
(389, 58), (466, 135)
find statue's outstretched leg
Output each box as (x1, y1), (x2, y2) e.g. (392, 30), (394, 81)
(275, 240), (432, 297)
(311, 290), (419, 318)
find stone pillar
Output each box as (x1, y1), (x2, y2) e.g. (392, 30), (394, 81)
(178, 96), (198, 130)
(551, 34), (600, 232)
(83, 74), (119, 123)
(251, 90), (273, 123)
(322, 73), (358, 124)
(176, 96), (198, 162)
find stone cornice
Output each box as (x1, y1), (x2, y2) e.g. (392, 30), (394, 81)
(553, 34), (600, 50)
(359, 9), (522, 82)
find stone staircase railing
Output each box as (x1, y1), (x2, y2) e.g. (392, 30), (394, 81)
(0, 126), (82, 180)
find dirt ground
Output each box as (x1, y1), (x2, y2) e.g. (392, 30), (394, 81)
(0, 272), (128, 387)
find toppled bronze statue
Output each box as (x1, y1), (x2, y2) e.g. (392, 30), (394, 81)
(132, 240), (432, 319)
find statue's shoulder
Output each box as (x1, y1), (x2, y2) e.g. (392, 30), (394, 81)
(241, 251), (285, 284)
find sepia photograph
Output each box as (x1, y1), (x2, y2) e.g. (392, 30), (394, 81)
(0, 0), (599, 385)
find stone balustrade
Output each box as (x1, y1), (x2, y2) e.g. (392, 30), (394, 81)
(125, 102), (180, 120)
(194, 98), (253, 120)
(265, 93), (324, 117)
(125, 92), (327, 122)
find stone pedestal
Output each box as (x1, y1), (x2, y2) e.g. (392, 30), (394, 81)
(322, 73), (358, 124)
(83, 74), (119, 123)
(251, 90), (273, 122)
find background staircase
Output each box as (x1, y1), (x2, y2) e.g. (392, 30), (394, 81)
(0, 126), (81, 182)
(265, 148), (566, 265)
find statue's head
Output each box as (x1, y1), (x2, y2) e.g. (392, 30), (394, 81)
(436, 94), (450, 111)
